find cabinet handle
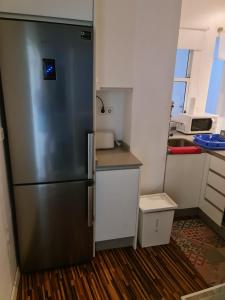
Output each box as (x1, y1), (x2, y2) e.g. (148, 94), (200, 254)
(88, 185), (94, 227)
(88, 133), (94, 180)
(155, 219), (159, 232)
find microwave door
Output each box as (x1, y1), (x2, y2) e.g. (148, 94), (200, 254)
(191, 118), (213, 132)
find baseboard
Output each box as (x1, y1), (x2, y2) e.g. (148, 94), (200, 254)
(11, 267), (20, 300)
(96, 237), (133, 251)
(174, 207), (199, 218)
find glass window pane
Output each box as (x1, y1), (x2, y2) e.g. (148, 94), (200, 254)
(205, 37), (224, 114)
(172, 82), (187, 117)
(174, 49), (190, 78)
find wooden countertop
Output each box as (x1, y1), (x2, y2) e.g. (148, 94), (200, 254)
(96, 147), (142, 171)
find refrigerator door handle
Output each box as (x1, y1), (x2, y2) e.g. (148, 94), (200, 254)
(88, 133), (94, 180)
(88, 185), (94, 227)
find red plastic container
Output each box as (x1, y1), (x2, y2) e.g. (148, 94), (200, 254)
(168, 146), (202, 154)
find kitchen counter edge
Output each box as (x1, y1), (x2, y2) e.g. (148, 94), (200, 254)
(96, 148), (142, 171)
(169, 132), (225, 161)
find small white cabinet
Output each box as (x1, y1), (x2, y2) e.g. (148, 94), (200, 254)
(164, 154), (205, 209)
(0, 0), (93, 21)
(138, 193), (177, 247)
(95, 168), (140, 243)
(95, 0), (135, 88)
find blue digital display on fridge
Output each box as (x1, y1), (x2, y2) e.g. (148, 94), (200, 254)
(43, 58), (56, 80)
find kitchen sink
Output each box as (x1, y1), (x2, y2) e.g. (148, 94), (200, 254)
(168, 138), (195, 147)
(168, 138), (202, 154)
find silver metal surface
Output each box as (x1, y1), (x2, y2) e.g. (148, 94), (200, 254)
(0, 19), (93, 184)
(14, 181), (93, 271)
(88, 133), (94, 179)
(88, 185), (94, 227)
(0, 19), (94, 271)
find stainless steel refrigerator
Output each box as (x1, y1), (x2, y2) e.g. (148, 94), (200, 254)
(0, 19), (94, 272)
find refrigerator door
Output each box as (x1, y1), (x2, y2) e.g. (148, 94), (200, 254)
(14, 181), (94, 272)
(0, 20), (93, 184)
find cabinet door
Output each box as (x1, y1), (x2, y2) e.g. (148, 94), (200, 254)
(164, 154), (205, 209)
(95, 0), (135, 88)
(0, 216), (12, 300)
(0, 0), (93, 21)
(0, 141), (16, 300)
(95, 169), (139, 242)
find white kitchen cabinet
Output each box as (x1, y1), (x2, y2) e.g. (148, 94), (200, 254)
(0, 138), (17, 300)
(209, 155), (225, 177)
(95, 0), (135, 88)
(199, 154), (225, 226)
(200, 197), (224, 226)
(0, 0), (93, 22)
(205, 185), (225, 212)
(164, 154), (205, 209)
(0, 216), (12, 300)
(95, 168), (140, 244)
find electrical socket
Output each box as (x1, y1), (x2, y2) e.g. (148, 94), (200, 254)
(97, 106), (113, 115)
(105, 106), (113, 115)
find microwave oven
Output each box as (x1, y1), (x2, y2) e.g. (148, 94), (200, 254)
(172, 113), (218, 134)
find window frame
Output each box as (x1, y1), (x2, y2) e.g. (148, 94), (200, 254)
(173, 50), (193, 114)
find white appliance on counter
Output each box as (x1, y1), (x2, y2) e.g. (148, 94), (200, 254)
(172, 113), (218, 134)
(96, 130), (115, 149)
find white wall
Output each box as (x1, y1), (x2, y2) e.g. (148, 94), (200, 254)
(0, 135), (17, 300)
(179, 0), (225, 114)
(123, 91), (133, 146)
(96, 89), (132, 144)
(130, 0), (181, 194)
(217, 66), (225, 129)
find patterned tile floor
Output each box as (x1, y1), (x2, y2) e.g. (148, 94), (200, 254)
(171, 217), (225, 287)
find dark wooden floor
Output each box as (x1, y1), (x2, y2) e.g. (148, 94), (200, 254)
(17, 240), (208, 300)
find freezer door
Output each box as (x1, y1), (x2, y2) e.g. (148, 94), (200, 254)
(0, 20), (93, 184)
(14, 181), (94, 272)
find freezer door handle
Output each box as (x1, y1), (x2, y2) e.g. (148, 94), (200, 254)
(88, 133), (94, 180)
(88, 185), (94, 227)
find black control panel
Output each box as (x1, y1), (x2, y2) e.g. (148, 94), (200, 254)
(80, 31), (92, 40)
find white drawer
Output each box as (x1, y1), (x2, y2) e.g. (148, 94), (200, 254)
(201, 198), (223, 226)
(207, 171), (225, 195)
(210, 155), (225, 177)
(205, 185), (225, 211)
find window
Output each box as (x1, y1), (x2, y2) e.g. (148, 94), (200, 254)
(205, 37), (224, 114)
(171, 49), (192, 117)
